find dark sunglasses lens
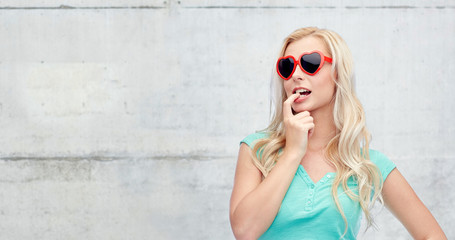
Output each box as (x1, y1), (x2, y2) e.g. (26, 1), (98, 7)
(301, 52), (322, 74)
(278, 58), (295, 78)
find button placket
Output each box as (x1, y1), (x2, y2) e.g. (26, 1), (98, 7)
(305, 183), (316, 211)
(297, 166), (336, 212)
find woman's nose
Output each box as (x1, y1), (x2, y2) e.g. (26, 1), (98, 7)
(291, 65), (305, 81)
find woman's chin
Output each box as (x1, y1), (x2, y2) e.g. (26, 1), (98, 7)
(291, 106), (310, 114)
(292, 103), (310, 112)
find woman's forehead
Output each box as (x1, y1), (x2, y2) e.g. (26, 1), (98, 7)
(284, 36), (329, 57)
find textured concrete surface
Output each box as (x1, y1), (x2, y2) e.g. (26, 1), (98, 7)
(0, 0), (454, 239)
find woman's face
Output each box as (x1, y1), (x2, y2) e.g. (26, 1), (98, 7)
(282, 36), (336, 114)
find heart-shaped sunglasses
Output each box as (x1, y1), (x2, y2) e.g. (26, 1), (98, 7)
(276, 51), (333, 80)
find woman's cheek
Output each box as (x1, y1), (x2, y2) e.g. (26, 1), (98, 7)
(283, 83), (292, 98)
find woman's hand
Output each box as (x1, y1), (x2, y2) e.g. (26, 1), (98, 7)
(282, 93), (314, 160)
(230, 93), (313, 239)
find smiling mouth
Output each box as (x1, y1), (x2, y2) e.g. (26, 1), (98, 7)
(294, 88), (311, 97)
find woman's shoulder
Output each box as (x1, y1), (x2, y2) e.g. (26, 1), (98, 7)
(240, 131), (270, 148)
(368, 149), (397, 181)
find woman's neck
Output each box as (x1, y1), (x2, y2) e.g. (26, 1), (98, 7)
(307, 107), (337, 152)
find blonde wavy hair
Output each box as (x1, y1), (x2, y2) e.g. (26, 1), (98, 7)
(251, 27), (383, 235)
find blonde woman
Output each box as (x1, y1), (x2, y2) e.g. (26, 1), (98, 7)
(229, 27), (446, 239)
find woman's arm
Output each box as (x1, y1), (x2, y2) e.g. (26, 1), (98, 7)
(382, 168), (447, 240)
(229, 144), (301, 239)
(230, 93), (314, 239)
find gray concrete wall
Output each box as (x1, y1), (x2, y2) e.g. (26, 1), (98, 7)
(0, 0), (454, 239)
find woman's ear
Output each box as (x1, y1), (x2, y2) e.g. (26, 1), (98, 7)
(332, 69), (338, 82)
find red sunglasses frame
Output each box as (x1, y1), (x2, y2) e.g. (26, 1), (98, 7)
(276, 50), (333, 80)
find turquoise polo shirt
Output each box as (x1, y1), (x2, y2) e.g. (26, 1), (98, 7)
(240, 132), (396, 240)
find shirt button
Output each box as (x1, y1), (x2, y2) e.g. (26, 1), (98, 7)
(310, 185), (315, 189)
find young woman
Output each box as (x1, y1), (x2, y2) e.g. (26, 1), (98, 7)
(229, 27), (446, 239)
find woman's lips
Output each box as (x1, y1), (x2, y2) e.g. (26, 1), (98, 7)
(294, 93), (310, 103)
(293, 88), (311, 94)
(293, 88), (311, 103)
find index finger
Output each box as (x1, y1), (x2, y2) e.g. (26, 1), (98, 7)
(283, 93), (299, 117)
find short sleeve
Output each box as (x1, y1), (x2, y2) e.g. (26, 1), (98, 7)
(368, 149), (396, 182)
(240, 132), (269, 148)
